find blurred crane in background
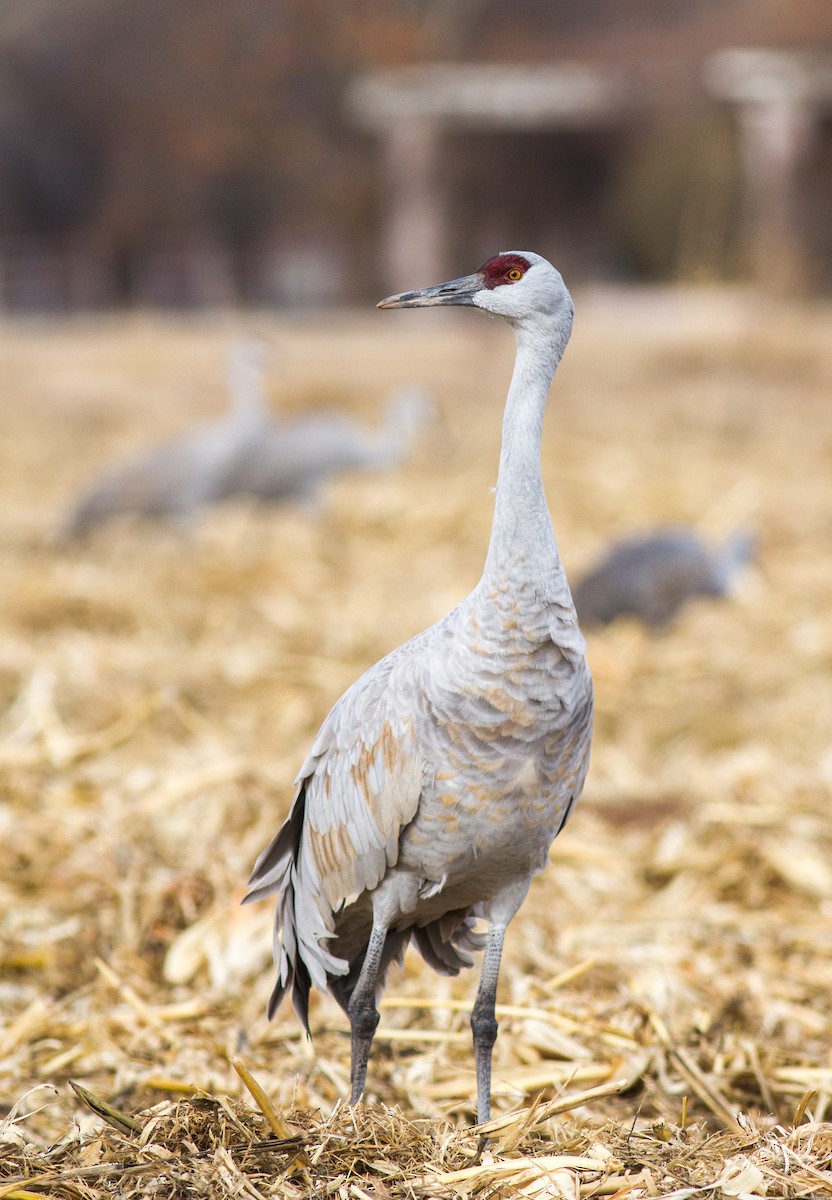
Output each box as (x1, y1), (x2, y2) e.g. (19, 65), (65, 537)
(60, 339), (270, 539)
(60, 343), (432, 538)
(220, 386), (432, 508)
(573, 527), (756, 627)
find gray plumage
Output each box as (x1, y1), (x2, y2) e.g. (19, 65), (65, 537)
(245, 251), (593, 1124)
(60, 339), (269, 539)
(573, 528), (756, 628)
(219, 386), (432, 506)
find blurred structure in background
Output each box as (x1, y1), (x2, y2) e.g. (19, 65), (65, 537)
(706, 48), (832, 293)
(0, 0), (830, 310)
(347, 63), (629, 293)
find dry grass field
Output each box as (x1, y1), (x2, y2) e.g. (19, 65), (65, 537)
(2, 288), (832, 1196)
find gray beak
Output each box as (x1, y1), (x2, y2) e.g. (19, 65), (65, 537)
(377, 272), (482, 310)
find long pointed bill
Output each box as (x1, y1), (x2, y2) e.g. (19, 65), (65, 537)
(377, 272), (483, 309)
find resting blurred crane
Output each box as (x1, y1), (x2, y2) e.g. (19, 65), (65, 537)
(573, 527), (756, 628)
(61, 339), (269, 539)
(220, 386), (432, 507)
(245, 251), (593, 1125)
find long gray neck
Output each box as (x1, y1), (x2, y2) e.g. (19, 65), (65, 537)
(482, 313), (571, 588)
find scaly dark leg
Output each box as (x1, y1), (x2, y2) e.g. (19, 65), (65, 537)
(470, 923), (507, 1125)
(347, 921), (388, 1104)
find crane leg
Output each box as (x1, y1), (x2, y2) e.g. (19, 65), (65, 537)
(470, 923), (506, 1125)
(347, 920), (388, 1104)
(471, 880), (529, 1125)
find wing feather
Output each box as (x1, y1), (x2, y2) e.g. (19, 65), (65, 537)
(245, 648), (429, 1011)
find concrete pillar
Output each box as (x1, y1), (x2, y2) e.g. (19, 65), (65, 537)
(705, 49), (832, 292)
(735, 97), (815, 292)
(380, 117), (445, 294)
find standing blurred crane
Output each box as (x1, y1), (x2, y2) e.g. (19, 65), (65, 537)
(245, 251), (593, 1125)
(573, 527), (756, 627)
(60, 339), (269, 538)
(220, 386), (432, 507)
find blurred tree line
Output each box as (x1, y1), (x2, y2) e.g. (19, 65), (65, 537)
(0, 0), (370, 299)
(0, 0), (829, 305)
(0, 0), (529, 302)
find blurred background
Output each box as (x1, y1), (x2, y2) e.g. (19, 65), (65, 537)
(4, 0), (832, 1150)
(0, 0), (831, 311)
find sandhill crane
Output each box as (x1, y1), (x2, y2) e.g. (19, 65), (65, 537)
(245, 252), (593, 1124)
(60, 339), (269, 539)
(220, 386), (432, 507)
(573, 527), (756, 627)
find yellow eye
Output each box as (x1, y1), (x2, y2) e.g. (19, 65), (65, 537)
(507, 268), (522, 281)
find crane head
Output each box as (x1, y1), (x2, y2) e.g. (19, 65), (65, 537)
(378, 251), (572, 326)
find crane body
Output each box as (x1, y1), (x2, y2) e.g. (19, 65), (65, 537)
(61, 338), (428, 535)
(61, 339), (269, 538)
(222, 387), (431, 506)
(246, 251), (593, 1124)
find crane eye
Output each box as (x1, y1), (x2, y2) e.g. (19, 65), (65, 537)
(507, 268), (522, 281)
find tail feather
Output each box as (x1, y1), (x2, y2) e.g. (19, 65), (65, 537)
(265, 948), (312, 1031)
(415, 924), (465, 974)
(244, 788), (307, 905)
(292, 959), (312, 1028)
(245, 784), (322, 1030)
(247, 785), (485, 1032)
(450, 913), (487, 955)
(415, 909), (481, 975)
(259, 878), (326, 1031)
